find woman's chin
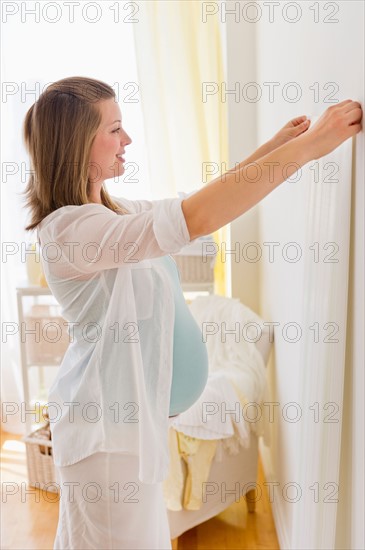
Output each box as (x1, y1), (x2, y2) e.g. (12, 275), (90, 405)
(108, 164), (125, 180)
(113, 160), (124, 175)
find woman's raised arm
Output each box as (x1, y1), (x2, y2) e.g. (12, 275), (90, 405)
(182, 100), (362, 240)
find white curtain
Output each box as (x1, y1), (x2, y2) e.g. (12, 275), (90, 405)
(257, 115), (356, 549)
(132, 0), (229, 294)
(132, 0), (228, 198)
(292, 126), (354, 549)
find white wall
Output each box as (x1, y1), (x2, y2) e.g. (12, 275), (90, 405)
(224, 1), (364, 548)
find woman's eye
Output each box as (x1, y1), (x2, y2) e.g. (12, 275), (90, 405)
(113, 127), (121, 133)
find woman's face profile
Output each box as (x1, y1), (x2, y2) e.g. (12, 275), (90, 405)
(88, 97), (132, 186)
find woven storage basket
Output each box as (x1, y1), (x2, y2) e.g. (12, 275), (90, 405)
(22, 428), (58, 493)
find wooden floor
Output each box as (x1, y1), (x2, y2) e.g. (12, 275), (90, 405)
(1, 430), (279, 549)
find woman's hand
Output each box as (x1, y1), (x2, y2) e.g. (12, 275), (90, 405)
(301, 99), (363, 159)
(225, 101), (362, 176)
(269, 115), (312, 150)
(231, 117), (312, 170)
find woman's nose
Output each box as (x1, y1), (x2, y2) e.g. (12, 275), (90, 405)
(122, 130), (132, 146)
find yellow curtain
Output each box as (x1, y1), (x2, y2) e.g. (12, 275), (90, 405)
(132, 0), (229, 296)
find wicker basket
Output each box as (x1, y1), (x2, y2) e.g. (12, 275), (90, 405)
(22, 427), (58, 493)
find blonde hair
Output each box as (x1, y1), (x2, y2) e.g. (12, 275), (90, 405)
(22, 76), (130, 231)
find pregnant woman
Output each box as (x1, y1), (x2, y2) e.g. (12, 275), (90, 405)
(23, 76), (362, 549)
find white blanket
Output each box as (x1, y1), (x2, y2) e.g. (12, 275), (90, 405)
(170, 295), (268, 442)
(169, 371), (250, 448)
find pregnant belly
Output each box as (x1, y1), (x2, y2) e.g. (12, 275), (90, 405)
(169, 308), (209, 417)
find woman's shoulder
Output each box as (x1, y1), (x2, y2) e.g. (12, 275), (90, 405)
(110, 195), (137, 213)
(38, 203), (110, 231)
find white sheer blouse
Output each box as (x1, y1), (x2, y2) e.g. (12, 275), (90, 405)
(37, 193), (200, 484)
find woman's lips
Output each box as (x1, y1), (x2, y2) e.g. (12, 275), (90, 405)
(116, 155), (125, 163)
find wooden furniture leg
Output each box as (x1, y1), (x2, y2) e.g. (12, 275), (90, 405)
(171, 537), (179, 549)
(245, 488), (257, 513)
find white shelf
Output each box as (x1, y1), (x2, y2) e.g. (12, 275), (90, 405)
(16, 284), (67, 434)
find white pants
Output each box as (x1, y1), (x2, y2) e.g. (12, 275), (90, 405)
(53, 452), (172, 550)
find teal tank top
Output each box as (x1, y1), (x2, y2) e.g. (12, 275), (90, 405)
(157, 255), (209, 417)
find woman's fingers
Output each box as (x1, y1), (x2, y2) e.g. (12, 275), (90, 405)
(345, 102), (362, 114)
(294, 116), (307, 125)
(347, 107), (363, 125)
(339, 100), (362, 113)
(336, 99), (355, 108)
(348, 121), (362, 136)
(287, 116), (307, 128)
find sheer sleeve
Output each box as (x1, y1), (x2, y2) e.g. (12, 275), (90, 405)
(110, 190), (199, 214)
(39, 197), (200, 275)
